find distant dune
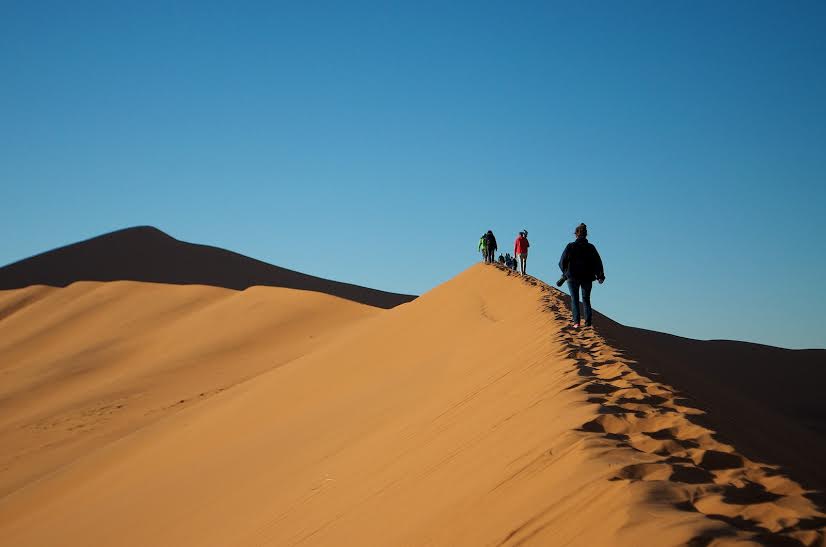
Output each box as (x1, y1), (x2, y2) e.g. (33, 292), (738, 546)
(0, 226), (415, 309)
(0, 262), (824, 545)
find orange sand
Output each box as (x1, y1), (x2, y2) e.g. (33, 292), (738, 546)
(0, 265), (823, 546)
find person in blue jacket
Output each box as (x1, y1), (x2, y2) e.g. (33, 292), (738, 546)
(558, 223), (605, 328)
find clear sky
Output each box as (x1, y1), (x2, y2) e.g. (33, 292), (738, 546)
(2, 1), (825, 349)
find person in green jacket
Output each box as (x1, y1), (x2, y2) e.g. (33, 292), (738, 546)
(483, 230), (498, 263)
(478, 233), (487, 261)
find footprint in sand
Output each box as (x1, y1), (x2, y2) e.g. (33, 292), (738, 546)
(519, 274), (826, 545)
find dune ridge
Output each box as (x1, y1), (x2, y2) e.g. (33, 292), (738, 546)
(524, 267), (826, 545)
(0, 264), (823, 545)
(594, 315), (826, 506)
(0, 226), (415, 308)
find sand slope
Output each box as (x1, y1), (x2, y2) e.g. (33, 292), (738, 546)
(0, 281), (379, 498)
(0, 265), (824, 545)
(596, 316), (826, 505)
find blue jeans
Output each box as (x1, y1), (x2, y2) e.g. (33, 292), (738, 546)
(567, 279), (592, 325)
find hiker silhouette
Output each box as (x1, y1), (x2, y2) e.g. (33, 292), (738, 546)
(482, 230), (498, 264)
(558, 223), (605, 328)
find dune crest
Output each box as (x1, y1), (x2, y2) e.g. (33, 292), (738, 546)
(532, 269), (826, 545)
(0, 265), (823, 545)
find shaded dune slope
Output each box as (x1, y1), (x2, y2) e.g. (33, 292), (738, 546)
(0, 226), (415, 309)
(1, 265), (824, 546)
(594, 311), (826, 505)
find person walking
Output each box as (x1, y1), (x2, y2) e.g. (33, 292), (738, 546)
(514, 230), (530, 275)
(484, 230), (498, 264)
(558, 223), (605, 328)
(478, 233), (488, 262)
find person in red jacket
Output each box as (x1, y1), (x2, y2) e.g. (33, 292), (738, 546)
(514, 230), (530, 275)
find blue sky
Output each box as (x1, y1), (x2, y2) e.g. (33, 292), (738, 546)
(2, 1), (825, 349)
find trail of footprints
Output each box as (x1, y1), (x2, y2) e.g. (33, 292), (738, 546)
(501, 268), (826, 546)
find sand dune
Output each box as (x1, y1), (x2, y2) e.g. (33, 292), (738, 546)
(0, 226), (415, 308)
(596, 313), (826, 509)
(0, 281), (380, 498)
(0, 264), (824, 545)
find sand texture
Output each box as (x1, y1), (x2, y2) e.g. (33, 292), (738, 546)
(1, 264), (824, 546)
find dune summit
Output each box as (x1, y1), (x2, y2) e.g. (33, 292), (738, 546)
(0, 260), (824, 545)
(0, 226), (415, 309)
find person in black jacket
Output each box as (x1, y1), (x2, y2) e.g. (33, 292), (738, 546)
(558, 223), (605, 328)
(484, 230), (498, 264)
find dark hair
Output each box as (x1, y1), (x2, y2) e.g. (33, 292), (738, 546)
(575, 223), (587, 237)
